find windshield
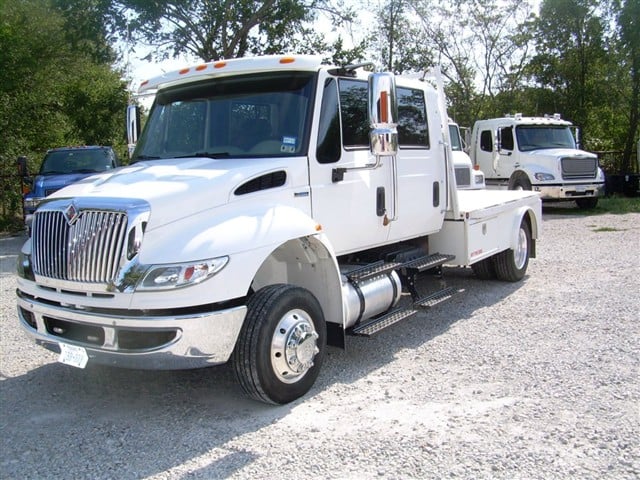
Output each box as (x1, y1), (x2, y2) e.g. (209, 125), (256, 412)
(40, 148), (115, 175)
(448, 124), (463, 151)
(132, 71), (317, 162)
(515, 125), (576, 152)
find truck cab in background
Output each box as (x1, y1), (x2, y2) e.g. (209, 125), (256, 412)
(470, 114), (605, 209)
(449, 121), (485, 189)
(21, 146), (120, 228)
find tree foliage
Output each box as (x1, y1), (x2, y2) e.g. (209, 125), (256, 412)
(0, 0), (129, 227)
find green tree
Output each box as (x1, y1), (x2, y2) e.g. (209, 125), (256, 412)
(618, 0), (640, 171)
(121, 0), (357, 62)
(527, 0), (609, 145)
(0, 0), (128, 227)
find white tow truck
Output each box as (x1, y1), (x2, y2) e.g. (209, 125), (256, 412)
(470, 114), (605, 208)
(17, 56), (541, 404)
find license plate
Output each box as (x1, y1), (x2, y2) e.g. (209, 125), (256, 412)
(58, 343), (88, 369)
(575, 186), (587, 193)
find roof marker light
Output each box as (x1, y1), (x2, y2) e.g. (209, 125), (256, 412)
(214, 61), (227, 69)
(280, 57), (296, 64)
(195, 64), (207, 71)
(179, 68), (190, 75)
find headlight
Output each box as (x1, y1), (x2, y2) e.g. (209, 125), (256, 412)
(23, 197), (44, 209)
(534, 172), (555, 181)
(137, 256), (229, 290)
(17, 252), (35, 281)
(473, 173), (485, 185)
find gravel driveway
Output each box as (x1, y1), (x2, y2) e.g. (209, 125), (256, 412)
(1, 208), (639, 479)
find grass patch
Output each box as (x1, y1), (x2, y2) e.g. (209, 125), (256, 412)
(544, 195), (640, 216)
(592, 226), (622, 232)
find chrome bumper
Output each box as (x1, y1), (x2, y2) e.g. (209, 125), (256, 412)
(16, 291), (246, 370)
(534, 182), (604, 200)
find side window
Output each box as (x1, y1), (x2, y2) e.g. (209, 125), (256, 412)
(480, 130), (493, 152)
(316, 79), (341, 163)
(500, 126), (514, 150)
(397, 87), (429, 148)
(338, 79), (368, 148)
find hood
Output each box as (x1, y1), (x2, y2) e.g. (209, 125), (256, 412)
(525, 148), (597, 160)
(32, 172), (99, 196)
(49, 157), (295, 229)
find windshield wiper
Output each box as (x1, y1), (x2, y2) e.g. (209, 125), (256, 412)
(174, 152), (231, 159)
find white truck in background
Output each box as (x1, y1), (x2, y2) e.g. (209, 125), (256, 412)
(16, 56), (541, 404)
(470, 114), (605, 209)
(449, 121), (485, 189)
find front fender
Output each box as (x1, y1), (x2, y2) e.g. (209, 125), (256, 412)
(132, 204), (328, 305)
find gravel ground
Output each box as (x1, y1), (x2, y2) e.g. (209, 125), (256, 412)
(1, 208), (639, 479)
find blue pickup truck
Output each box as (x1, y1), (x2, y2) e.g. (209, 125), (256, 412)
(22, 146), (120, 227)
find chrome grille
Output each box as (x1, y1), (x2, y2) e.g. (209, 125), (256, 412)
(32, 209), (128, 283)
(561, 156), (597, 180)
(455, 166), (471, 187)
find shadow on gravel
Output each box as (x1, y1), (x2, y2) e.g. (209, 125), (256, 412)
(316, 267), (525, 390)
(0, 359), (291, 478)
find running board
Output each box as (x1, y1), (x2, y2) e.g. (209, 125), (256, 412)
(346, 260), (402, 284)
(415, 287), (461, 308)
(401, 253), (456, 274)
(350, 287), (461, 337)
(351, 307), (418, 336)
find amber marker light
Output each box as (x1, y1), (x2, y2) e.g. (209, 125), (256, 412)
(279, 57), (296, 64)
(315, 224), (322, 231)
(178, 68), (190, 75)
(195, 64), (207, 71)
(140, 80), (149, 88)
(214, 61), (227, 69)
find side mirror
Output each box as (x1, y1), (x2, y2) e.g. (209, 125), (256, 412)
(17, 156), (29, 177)
(368, 72), (398, 157)
(126, 104), (141, 157)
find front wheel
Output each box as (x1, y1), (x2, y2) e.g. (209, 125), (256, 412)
(232, 284), (326, 404)
(494, 219), (531, 282)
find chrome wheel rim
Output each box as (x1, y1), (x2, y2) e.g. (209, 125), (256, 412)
(514, 226), (528, 270)
(271, 309), (319, 384)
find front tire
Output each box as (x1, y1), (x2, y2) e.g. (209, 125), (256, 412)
(494, 219), (531, 282)
(232, 284), (326, 404)
(510, 173), (532, 191)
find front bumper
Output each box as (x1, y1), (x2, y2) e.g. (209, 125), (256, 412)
(16, 290), (246, 370)
(534, 182), (604, 200)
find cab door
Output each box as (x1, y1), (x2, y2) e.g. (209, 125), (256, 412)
(308, 76), (391, 255)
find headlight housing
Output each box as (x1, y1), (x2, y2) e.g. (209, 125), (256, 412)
(23, 197), (44, 210)
(137, 256), (229, 291)
(534, 172), (555, 181)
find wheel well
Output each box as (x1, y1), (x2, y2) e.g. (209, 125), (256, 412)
(251, 236), (343, 329)
(509, 170), (531, 189)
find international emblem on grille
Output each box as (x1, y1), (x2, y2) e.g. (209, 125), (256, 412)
(63, 203), (79, 225)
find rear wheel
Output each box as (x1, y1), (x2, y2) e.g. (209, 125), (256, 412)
(471, 257), (496, 280)
(494, 220), (531, 282)
(232, 284), (326, 404)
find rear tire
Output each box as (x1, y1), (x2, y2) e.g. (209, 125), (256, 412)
(494, 220), (531, 282)
(471, 257), (496, 280)
(232, 284), (326, 404)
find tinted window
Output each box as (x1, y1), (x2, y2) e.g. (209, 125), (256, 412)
(500, 126), (514, 150)
(480, 130), (493, 152)
(338, 79), (369, 148)
(397, 87), (429, 148)
(316, 79), (341, 163)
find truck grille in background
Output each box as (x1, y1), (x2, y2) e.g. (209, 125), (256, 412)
(455, 167), (471, 187)
(561, 156), (597, 180)
(31, 210), (128, 283)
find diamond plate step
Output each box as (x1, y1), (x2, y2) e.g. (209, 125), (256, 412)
(351, 307), (418, 336)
